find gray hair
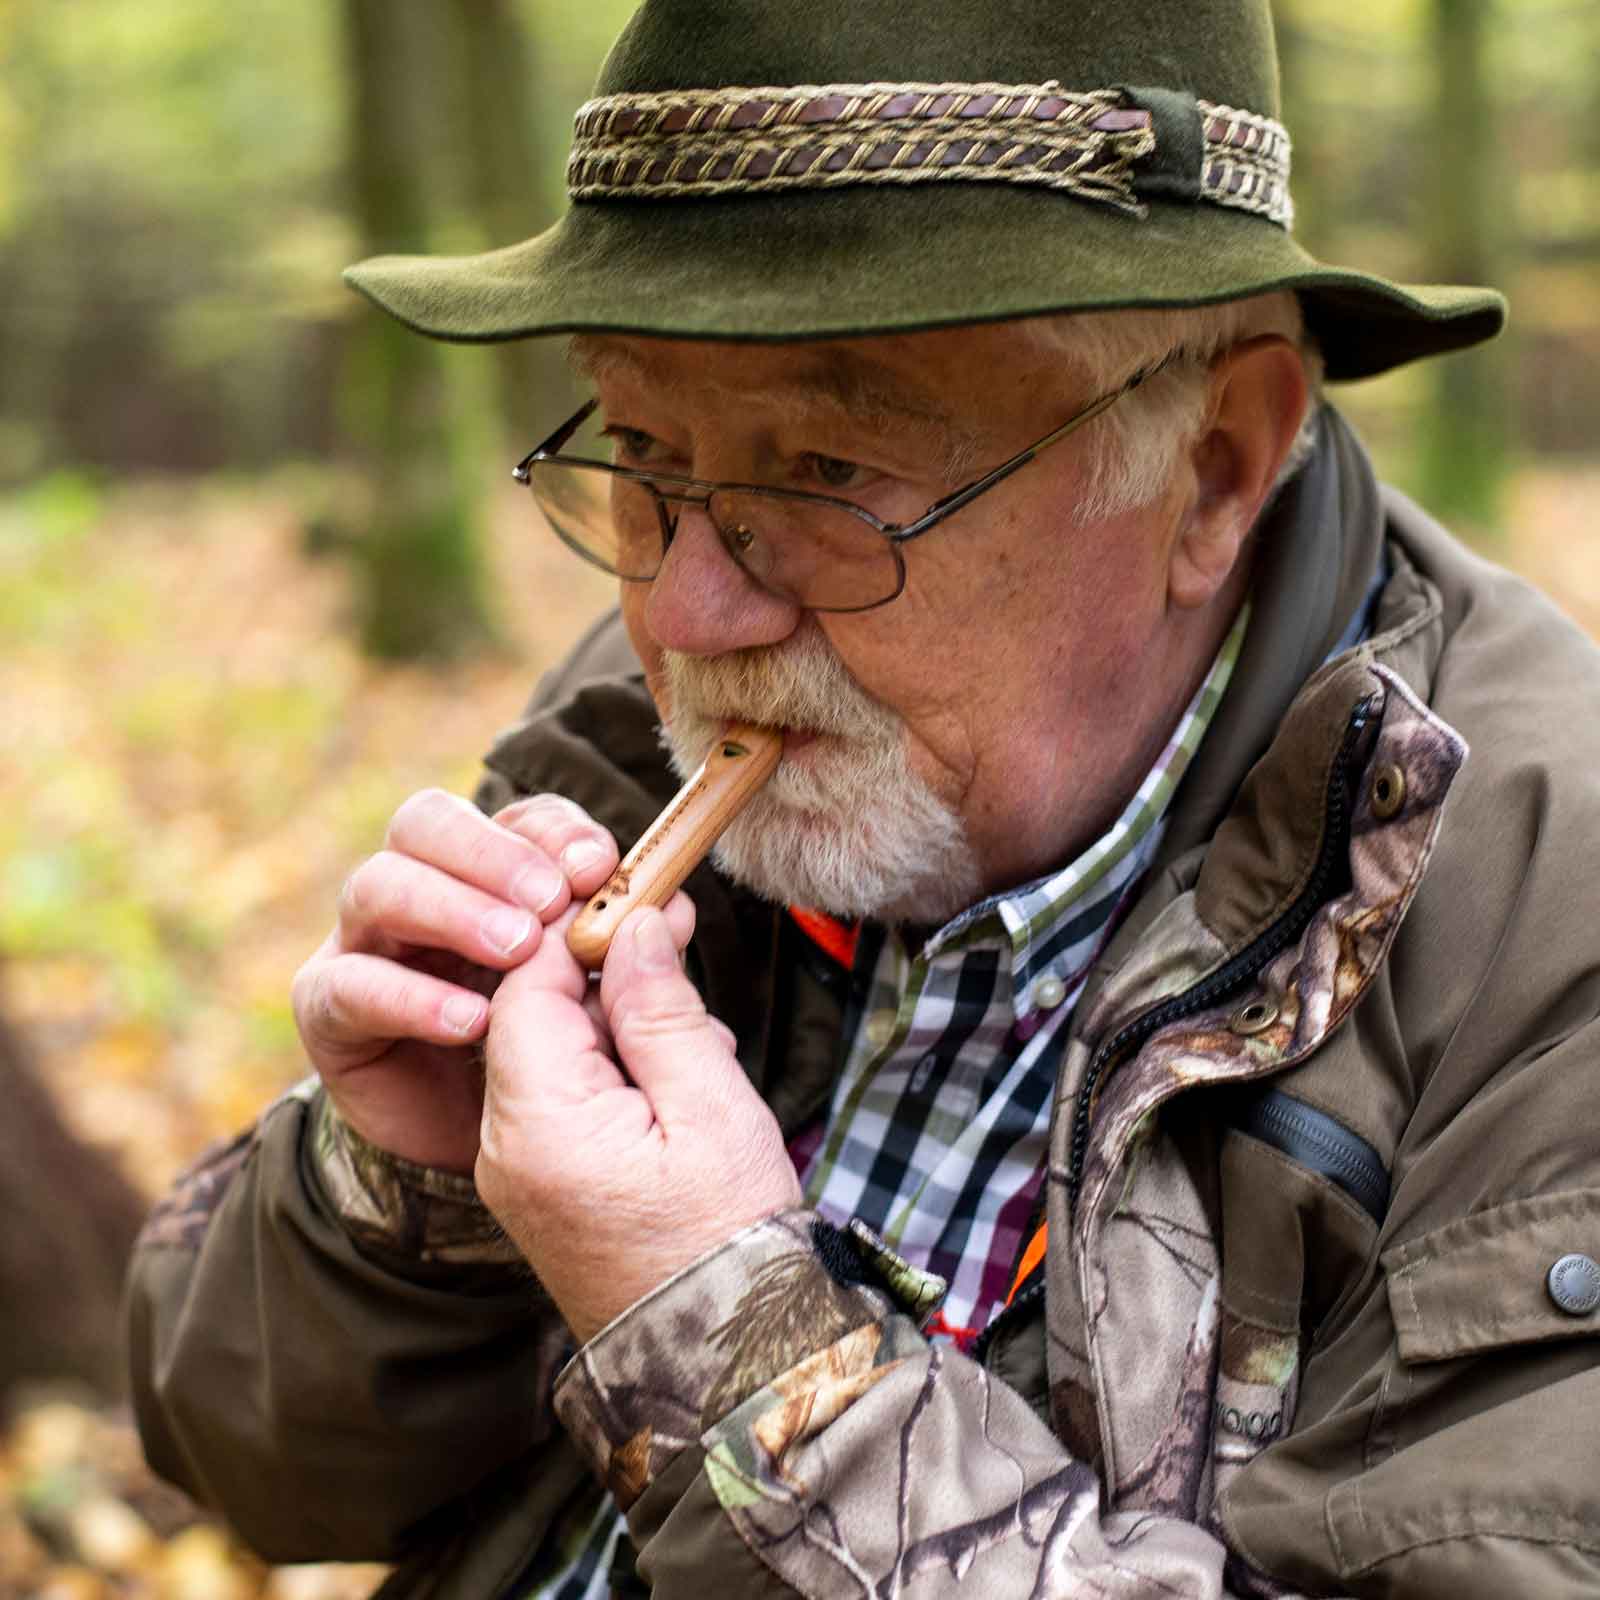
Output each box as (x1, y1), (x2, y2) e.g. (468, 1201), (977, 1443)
(1021, 293), (1326, 524)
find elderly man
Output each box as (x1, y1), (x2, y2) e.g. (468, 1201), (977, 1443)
(127, 1), (1600, 1596)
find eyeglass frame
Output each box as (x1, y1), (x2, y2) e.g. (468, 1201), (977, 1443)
(512, 354), (1173, 615)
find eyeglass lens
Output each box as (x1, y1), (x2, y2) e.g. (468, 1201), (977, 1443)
(526, 409), (903, 610)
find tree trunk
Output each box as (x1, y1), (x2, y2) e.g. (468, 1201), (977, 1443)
(450, 0), (565, 439)
(1417, 0), (1508, 533)
(0, 998), (147, 1399)
(341, 0), (496, 661)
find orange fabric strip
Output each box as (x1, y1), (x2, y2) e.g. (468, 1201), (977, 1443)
(1006, 1222), (1049, 1306)
(788, 906), (860, 970)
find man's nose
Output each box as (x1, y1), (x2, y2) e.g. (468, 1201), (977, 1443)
(642, 499), (802, 656)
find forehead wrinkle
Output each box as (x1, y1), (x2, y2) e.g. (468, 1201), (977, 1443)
(567, 335), (982, 479)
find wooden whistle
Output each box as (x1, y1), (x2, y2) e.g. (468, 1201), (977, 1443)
(566, 723), (783, 970)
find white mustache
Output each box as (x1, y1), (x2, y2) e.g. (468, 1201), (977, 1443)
(660, 630), (897, 746)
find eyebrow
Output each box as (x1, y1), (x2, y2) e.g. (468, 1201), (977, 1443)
(567, 336), (983, 478)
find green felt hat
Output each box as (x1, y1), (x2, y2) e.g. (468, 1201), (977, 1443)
(344, 0), (1505, 382)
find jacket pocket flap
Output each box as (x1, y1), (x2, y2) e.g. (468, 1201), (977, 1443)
(1382, 1189), (1600, 1363)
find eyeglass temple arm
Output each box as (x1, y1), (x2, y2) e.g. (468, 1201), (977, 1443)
(914, 388), (1125, 526)
(897, 362), (1164, 538)
(513, 398), (601, 481)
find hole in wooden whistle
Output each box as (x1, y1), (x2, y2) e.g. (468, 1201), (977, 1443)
(721, 741), (748, 758)
(592, 898), (607, 912)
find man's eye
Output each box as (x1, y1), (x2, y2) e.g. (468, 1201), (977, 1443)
(806, 454), (870, 491)
(601, 426), (662, 465)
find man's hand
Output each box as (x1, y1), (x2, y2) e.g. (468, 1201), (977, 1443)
(290, 789), (625, 1172)
(477, 902), (803, 1344)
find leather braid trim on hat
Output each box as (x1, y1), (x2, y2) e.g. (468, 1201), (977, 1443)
(1198, 100), (1293, 226)
(568, 82), (1157, 213)
(566, 81), (1293, 227)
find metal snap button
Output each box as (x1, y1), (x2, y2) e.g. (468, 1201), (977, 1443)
(1547, 1253), (1600, 1316)
(1230, 997), (1280, 1035)
(1371, 763), (1406, 820)
(863, 1009), (898, 1050)
(1032, 973), (1068, 1011)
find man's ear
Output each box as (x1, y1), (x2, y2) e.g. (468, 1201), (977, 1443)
(1167, 336), (1310, 611)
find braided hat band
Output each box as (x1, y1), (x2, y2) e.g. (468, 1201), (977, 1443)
(567, 81), (1292, 228)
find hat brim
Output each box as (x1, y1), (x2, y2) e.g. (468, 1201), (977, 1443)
(344, 185), (1504, 383)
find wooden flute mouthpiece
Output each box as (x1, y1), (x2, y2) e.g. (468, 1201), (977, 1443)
(566, 723), (783, 970)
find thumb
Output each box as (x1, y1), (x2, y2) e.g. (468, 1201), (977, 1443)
(600, 906), (739, 1111)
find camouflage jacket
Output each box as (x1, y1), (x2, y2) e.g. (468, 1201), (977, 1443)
(128, 412), (1600, 1597)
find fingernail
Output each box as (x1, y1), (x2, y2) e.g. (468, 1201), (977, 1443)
(561, 838), (606, 876)
(510, 863), (563, 912)
(483, 906), (534, 955)
(632, 910), (679, 972)
(442, 993), (486, 1034)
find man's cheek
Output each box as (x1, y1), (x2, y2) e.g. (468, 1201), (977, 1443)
(620, 591), (666, 693)
(638, 656), (673, 727)
(890, 708), (975, 812)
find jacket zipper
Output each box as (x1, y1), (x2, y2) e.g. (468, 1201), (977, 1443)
(1233, 1087), (1389, 1224)
(974, 694), (1377, 1368)
(1064, 694), (1376, 1217)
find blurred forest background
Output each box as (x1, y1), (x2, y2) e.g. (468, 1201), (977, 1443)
(0, 0), (1596, 1593)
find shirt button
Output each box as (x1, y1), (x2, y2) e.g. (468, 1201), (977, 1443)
(1547, 1253), (1600, 1316)
(863, 1009), (898, 1050)
(1032, 974), (1068, 1011)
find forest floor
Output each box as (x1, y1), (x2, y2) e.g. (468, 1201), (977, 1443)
(2, 458), (1598, 1596)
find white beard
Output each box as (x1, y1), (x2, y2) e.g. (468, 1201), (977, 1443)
(658, 631), (983, 926)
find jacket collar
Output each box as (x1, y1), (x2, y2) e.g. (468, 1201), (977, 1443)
(1159, 404), (1387, 867)
(1085, 406), (1446, 988)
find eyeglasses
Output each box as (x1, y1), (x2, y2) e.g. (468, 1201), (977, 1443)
(512, 358), (1168, 614)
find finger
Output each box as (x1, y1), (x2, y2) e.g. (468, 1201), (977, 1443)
(385, 787), (570, 916)
(661, 888), (696, 952)
(339, 852), (543, 967)
(495, 902), (591, 1010)
(494, 795), (621, 899)
(618, 891), (699, 1050)
(487, 917), (628, 1112)
(599, 907), (741, 1111)
(294, 950), (488, 1060)
(580, 985), (616, 1059)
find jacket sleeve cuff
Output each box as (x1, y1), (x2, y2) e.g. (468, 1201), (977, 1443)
(552, 1209), (944, 1510)
(306, 1089), (526, 1269)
